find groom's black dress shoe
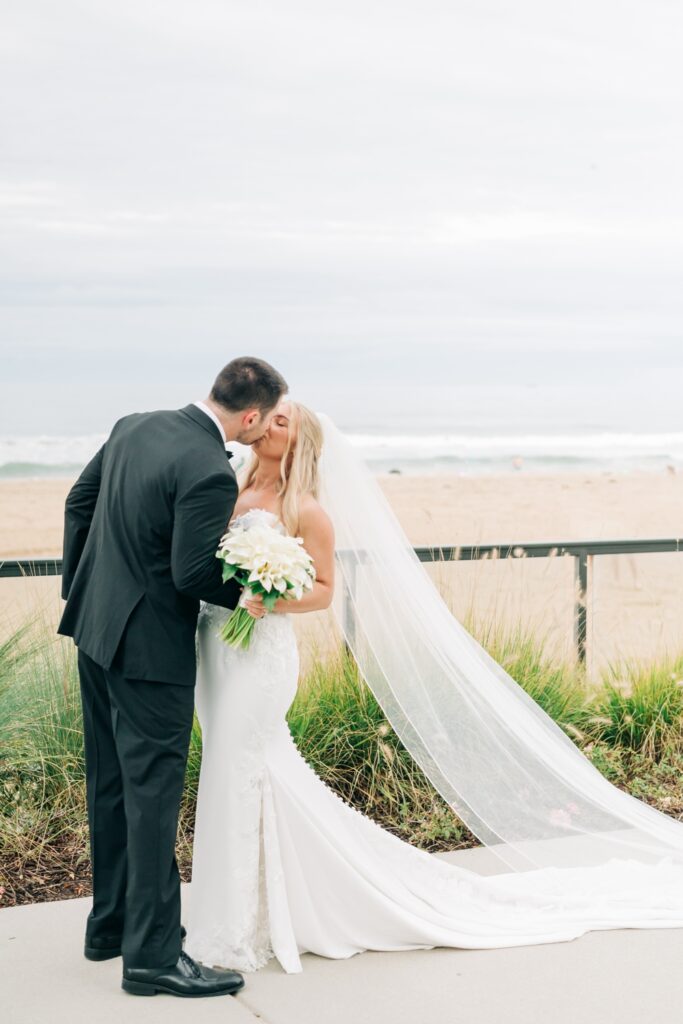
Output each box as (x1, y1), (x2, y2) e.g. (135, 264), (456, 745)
(122, 950), (245, 998)
(85, 925), (187, 961)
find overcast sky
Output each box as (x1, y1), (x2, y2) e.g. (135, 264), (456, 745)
(2, 0), (682, 433)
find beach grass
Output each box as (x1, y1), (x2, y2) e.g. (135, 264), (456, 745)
(1, 616), (683, 907)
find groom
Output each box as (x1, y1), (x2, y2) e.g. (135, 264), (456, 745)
(58, 356), (288, 997)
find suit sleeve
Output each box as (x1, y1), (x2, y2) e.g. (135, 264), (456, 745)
(61, 445), (105, 600)
(170, 469), (242, 608)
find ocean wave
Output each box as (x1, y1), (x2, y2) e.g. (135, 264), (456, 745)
(0, 434), (107, 471)
(2, 430), (683, 479)
(346, 431), (683, 459)
(0, 462), (87, 480)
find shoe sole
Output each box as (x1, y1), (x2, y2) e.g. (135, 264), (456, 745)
(122, 978), (245, 997)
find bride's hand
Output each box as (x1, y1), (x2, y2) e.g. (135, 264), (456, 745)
(242, 591), (289, 616)
(242, 591), (268, 619)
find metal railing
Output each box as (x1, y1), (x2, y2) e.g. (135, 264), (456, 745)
(3, 537), (683, 663)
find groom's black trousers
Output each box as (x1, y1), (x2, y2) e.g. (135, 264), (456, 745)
(77, 649), (195, 970)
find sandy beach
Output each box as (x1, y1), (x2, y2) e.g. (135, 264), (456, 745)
(2, 471), (683, 677)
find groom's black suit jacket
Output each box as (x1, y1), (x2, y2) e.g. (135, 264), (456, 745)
(58, 404), (242, 685)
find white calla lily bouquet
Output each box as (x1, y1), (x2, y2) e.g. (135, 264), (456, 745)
(215, 520), (316, 649)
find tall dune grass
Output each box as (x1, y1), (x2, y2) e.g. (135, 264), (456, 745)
(1, 615), (683, 906)
(586, 657), (683, 760)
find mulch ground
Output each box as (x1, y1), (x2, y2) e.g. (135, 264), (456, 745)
(1, 835), (93, 907)
(0, 836), (195, 909)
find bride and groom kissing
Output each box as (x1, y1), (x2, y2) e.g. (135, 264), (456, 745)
(59, 356), (683, 998)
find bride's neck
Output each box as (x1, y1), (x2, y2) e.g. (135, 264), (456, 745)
(251, 457), (283, 492)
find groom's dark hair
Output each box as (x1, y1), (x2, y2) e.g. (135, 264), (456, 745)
(210, 357), (287, 414)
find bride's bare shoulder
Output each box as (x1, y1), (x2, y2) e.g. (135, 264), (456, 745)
(298, 493), (334, 538)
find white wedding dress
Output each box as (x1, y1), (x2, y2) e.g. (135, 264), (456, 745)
(184, 508), (683, 976)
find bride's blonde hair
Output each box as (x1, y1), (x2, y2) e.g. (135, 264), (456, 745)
(238, 402), (323, 536)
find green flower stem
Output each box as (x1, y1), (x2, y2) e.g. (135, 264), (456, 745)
(219, 607), (257, 650)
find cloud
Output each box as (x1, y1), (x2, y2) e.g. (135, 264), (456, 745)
(1, 0), (682, 429)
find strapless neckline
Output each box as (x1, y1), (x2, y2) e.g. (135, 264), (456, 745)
(229, 506), (286, 533)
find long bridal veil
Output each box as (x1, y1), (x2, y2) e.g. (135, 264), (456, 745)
(315, 411), (683, 879)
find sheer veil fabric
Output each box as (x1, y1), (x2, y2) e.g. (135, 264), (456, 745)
(185, 418), (683, 976)
(314, 411), (683, 877)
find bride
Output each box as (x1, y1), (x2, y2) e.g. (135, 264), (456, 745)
(184, 400), (683, 975)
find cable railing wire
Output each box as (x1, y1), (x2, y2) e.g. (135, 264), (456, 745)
(3, 537), (682, 663)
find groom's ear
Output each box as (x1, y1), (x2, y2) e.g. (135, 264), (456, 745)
(243, 408), (262, 429)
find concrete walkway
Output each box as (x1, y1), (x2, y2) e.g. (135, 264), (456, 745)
(3, 849), (683, 1024)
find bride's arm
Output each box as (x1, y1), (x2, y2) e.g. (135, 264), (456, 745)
(242, 498), (335, 617)
(277, 499), (335, 613)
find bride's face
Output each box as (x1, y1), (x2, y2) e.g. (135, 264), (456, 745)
(251, 401), (295, 460)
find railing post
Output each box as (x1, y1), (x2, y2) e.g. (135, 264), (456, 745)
(341, 554), (357, 653)
(574, 549), (591, 665)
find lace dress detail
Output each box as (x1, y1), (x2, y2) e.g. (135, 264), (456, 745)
(186, 510), (683, 975)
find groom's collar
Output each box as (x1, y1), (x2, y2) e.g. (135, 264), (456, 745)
(181, 403), (234, 458)
(193, 400), (228, 445)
